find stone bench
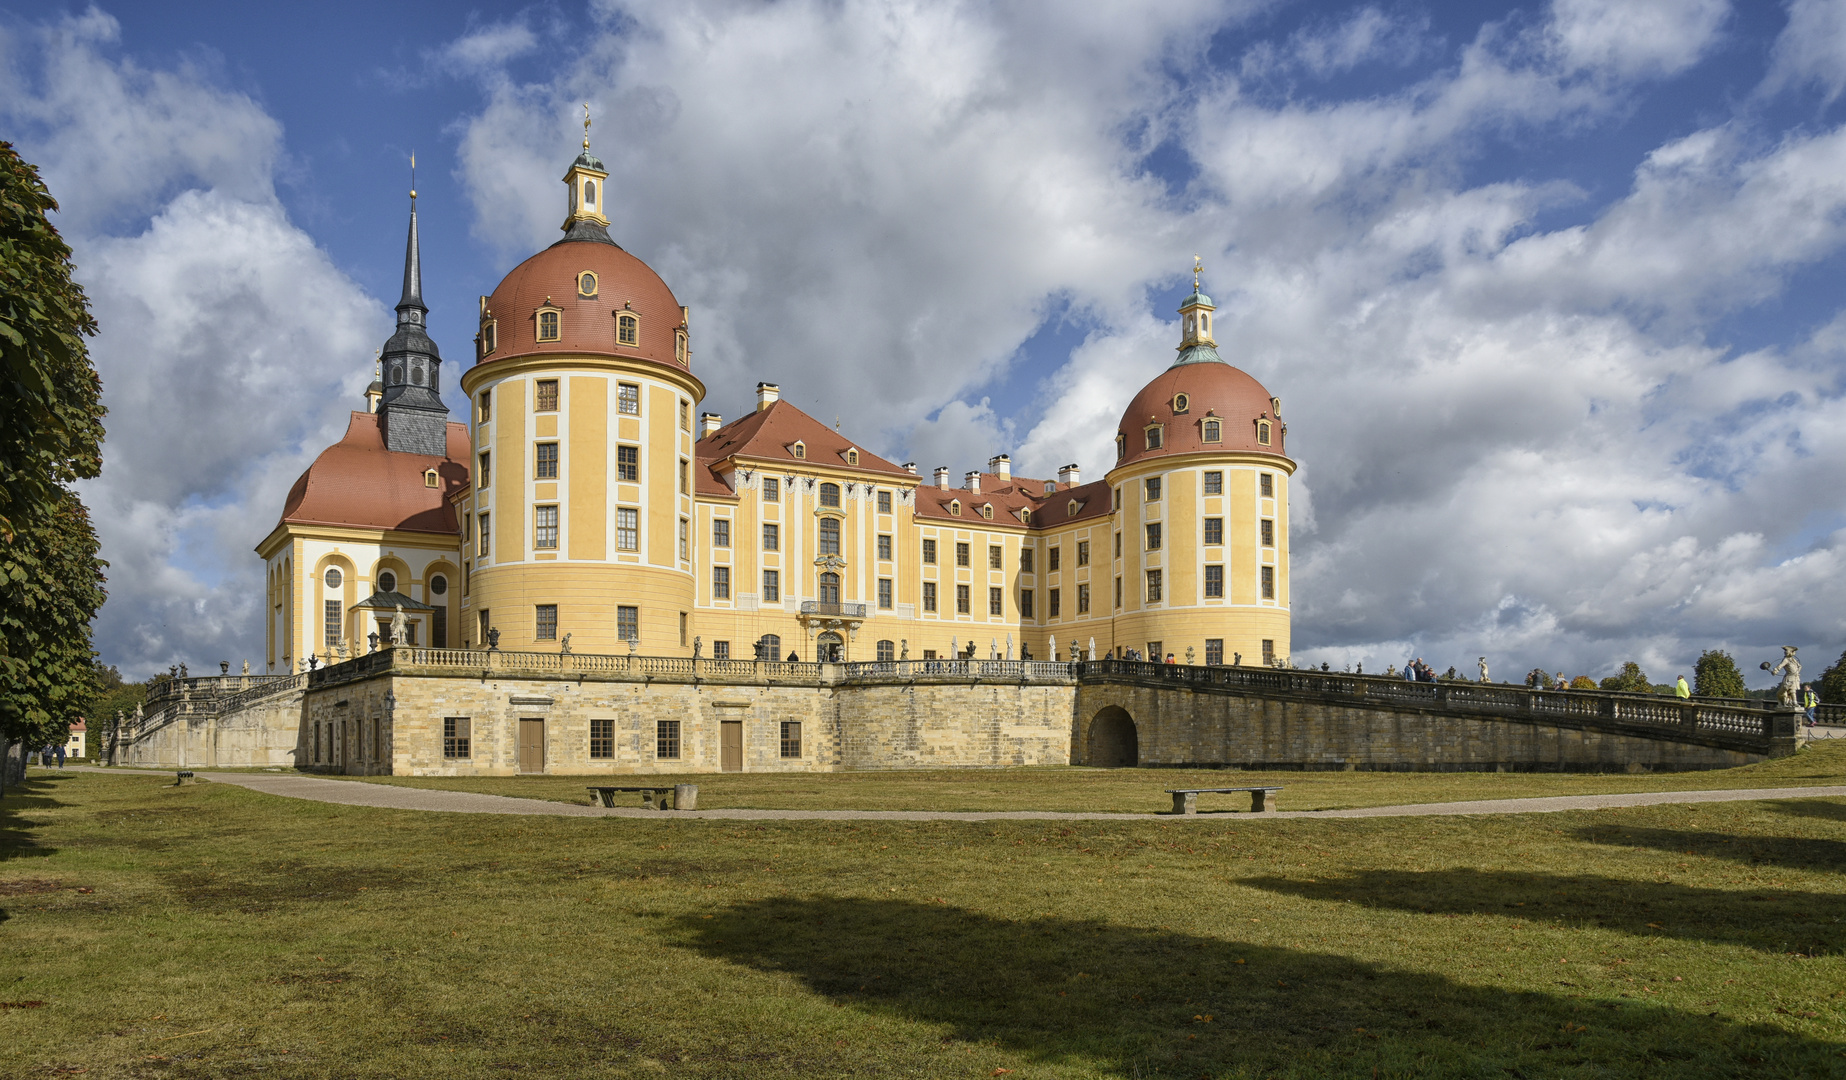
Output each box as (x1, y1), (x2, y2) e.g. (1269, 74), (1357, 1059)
(587, 784), (698, 811)
(1166, 786), (1283, 815)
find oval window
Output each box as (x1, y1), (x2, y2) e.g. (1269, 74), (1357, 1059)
(1173, 393), (1188, 414)
(324, 568), (342, 589)
(579, 272), (597, 297)
(378, 570), (397, 593)
(430, 575), (448, 596)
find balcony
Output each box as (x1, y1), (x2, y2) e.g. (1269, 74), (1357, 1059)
(799, 600), (867, 618)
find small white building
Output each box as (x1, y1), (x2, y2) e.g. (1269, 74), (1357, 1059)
(65, 720), (86, 759)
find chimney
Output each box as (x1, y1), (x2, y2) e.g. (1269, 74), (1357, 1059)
(934, 466), (951, 489)
(1058, 463), (1081, 486)
(699, 412), (723, 437)
(964, 471), (982, 494)
(756, 382), (780, 411)
(989, 454), (1011, 481)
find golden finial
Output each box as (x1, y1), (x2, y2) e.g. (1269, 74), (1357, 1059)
(1192, 253), (1202, 291)
(409, 152), (417, 200)
(583, 103), (592, 150)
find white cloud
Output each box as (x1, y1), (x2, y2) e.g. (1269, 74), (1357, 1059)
(1764, 0), (1846, 101)
(1548, 0), (1730, 80)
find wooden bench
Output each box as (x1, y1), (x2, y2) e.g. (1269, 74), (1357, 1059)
(586, 785), (696, 811)
(1165, 786), (1283, 815)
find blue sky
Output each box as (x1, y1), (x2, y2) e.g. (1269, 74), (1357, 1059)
(6, 0), (1846, 683)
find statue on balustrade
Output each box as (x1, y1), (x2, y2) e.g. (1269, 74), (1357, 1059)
(1762, 646), (1802, 707)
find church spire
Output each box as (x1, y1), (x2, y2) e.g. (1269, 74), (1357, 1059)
(559, 105), (617, 244)
(398, 155), (426, 319)
(1171, 254), (1224, 367)
(376, 153), (449, 456)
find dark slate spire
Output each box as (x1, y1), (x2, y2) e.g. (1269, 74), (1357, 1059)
(378, 167), (450, 456)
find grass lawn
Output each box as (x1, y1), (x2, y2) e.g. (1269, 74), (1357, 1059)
(1, 762), (1843, 1078)
(323, 739), (1846, 813)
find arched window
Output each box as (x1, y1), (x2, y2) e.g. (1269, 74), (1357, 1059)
(818, 572), (840, 604)
(756, 633), (782, 661)
(792, 441), (806, 459)
(877, 639), (895, 662)
(1067, 499), (1081, 517)
(378, 570), (397, 593)
(1145, 426), (1162, 450)
(1202, 419), (1221, 443)
(818, 518), (841, 555)
(1173, 393), (1189, 414)
(846, 449), (859, 466)
(617, 312), (638, 345)
(583, 179), (596, 206)
(1257, 421), (1271, 446)
(949, 500), (961, 516)
(819, 482), (841, 507)
(324, 568), (343, 589)
(537, 310), (560, 342)
(578, 271), (597, 297)
(675, 330), (687, 364)
(980, 504), (993, 520)
(423, 468), (438, 488)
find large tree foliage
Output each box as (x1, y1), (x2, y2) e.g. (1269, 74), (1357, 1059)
(0, 142), (107, 751)
(1693, 649), (1747, 699)
(1599, 661), (1652, 694)
(1819, 649), (1846, 706)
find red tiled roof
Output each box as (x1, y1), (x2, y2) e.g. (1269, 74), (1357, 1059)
(1117, 361), (1288, 466)
(696, 400), (914, 477)
(478, 240), (686, 374)
(278, 412), (470, 535)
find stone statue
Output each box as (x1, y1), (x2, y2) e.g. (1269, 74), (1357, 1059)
(1070, 640), (1081, 662)
(1356, 661), (1363, 675)
(1005, 634), (1013, 661)
(899, 640), (908, 661)
(1087, 637), (1096, 661)
(950, 637), (958, 660)
(178, 663), (188, 678)
(559, 633), (572, 655)
(1049, 635), (1057, 662)
(1478, 657), (1490, 683)
(390, 605), (408, 647)
(368, 631), (380, 653)
(990, 638), (999, 660)
(625, 634), (635, 655)
(692, 636), (701, 659)
(1762, 646), (1802, 707)
(242, 660), (250, 676)
(488, 627), (501, 650)
(336, 642), (348, 661)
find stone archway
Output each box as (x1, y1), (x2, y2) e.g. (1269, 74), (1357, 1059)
(1086, 706), (1138, 767)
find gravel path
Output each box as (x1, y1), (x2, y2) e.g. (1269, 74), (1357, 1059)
(64, 767), (1846, 822)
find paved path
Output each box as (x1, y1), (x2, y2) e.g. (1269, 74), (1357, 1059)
(63, 768), (1846, 822)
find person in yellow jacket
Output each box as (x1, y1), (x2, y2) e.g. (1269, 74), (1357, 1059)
(1801, 683), (1819, 727)
(1675, 675), (1690, 699)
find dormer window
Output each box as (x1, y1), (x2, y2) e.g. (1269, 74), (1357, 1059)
(1203, 418), (1221, 442)
(791, 441), (806, 459)
(1145, 425), (1163, 450)
(1115, 433), (1126, 461)
(1173, 393), (1189, 414)
(578, 271), (597, 297)
(479, 320), (497, 358)
(1257, 420), (1272, 446)
(616, 312), (639, 346)
(846, 449), (859, 466)
(537, 308), (561, 342)
(424, 468), (439, 488)
(949, 499), (961, 516)
(980, 504), (993, 520)
(1019, 508), (1030, 523)
(1067, 499), (1081, 517)
(675, 330), (688, 365)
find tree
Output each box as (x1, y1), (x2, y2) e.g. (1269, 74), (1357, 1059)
(1569, 676), (1598, 690)
(0, 142), (108, 778)
(1819, 648), (1846, 706)
(1693, 650), (1747, 699)
(1600, 661), (1651, 694)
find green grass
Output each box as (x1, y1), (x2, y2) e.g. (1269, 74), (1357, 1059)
(2, 764), (1843, 1078)
(322, 739), (1846, 813)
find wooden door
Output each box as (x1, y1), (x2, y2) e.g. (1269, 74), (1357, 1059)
(720, 720), (743, 772)
(518, 718), (545, 774)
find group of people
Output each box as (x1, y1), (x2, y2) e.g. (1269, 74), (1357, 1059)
(1403, 658), (1438, 682)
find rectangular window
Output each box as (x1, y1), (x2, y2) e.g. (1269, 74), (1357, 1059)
(956, 584), (971, 614)
(1020, 548), (1034, 573)
(535, 603), (558, 640)
(989, 545), (1002, 570)
(535, 505), (559, 549)
(818, 518), (841, 555)
(878, 578), (893, 609)
(478, 391), (492, 423)
(1145, 477), (1162, 501)
(1204, 517), (1223, 546)
(1114, 576), (1122, 609)
(1114, 531), (1122, 559)
(1048, 588), (1060, 617)
(1261, 565), (1276, 599)
(922, 538), (937, 564)
(1148, 641), (1163, 661)
(1204, 470), (1223, 495)
(713, 519), (731, 547)
(616, 508), (639, 552)
(679, 518), (689, 561)
(989, 586), (1003, 616)
(923, 581), (937, 612)
(1112, 486), (1121, 511)
(1146, 570), (1163, 603)
(877, 534), (892, 561)
(679, 611), (688, 646)
(780, 721), (802, 759)
(617, 445), (638, 482)
(763, 476), (779, 501)
(1262, 639), (1275, 665)
(656, 720), (681, 759)
(478, 451), (491, 489)
(1205, 639), (1224, 666)
(478, 609), (490, 647)
(713, 566), (731, 600)
(1076, 541), (1089, 566)
(956, 542), (970, 567)
(536, 379), (558, 411)
(1076, 583), (1090, 614)
(433, 606), (447, 649)
(762, 523), (779, 551)
(679, 400), (690, 430)
(1260, 473), (1274, 498)
(479, 513), (490, 556)
(324, 600), (342, 645)
(535, 442), (558, 479)
(1205, 564), (1224, 598)
(762, 570), (780, 603)
(443, 717), (471, 759)
(590, 719), (615, 759)
(679, 459), (688, 494)
(712, 641), (730, 660)
(1048, 547), (1060, 571)
(1145, 523), (1162, 550)
(1261, 518), (1275, 547)
(538, 310), (560, 341)
(618, 383), (639, 415)
(617, 605), (638, 643)
(877, 490), (892, 513)
(1019, 589), (1034, 618)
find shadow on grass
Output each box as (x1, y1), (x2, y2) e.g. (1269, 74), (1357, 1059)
(675, 897), (1838, 1078)
(1245, 869), (1843, 955)
(1571, 824), (1846, 871)
(0, 777), (65, 863)
(1762, 798), (1846, 824)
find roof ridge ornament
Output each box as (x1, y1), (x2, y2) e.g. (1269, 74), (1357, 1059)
(583, 102), (592, 152)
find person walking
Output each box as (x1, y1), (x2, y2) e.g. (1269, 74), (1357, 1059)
(1675, 676), (1690, 699)
(1801, 683), (1819, 727)
(54, 742), (65, 768)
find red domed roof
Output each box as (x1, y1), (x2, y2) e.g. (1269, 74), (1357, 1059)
(1116, 358), (1285, 468)
(479, 237), (686, 371)
(277, 412), (469, 535)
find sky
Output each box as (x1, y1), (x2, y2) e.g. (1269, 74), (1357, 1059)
(4, 0), (1846, 685)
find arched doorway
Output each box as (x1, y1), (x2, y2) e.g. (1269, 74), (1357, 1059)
(817, 631), (844, 662)
(1087, 706), (1138, 767)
